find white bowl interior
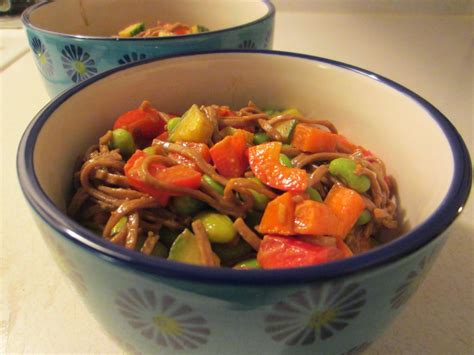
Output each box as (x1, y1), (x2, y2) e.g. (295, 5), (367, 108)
(28, 0), (271, 36)
(33, 53), (453, 238)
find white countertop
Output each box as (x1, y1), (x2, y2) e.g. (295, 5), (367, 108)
(1, 7), (473, 355)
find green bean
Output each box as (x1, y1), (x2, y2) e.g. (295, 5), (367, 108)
(111, 128), (136, 156)
(279, 153), (293, 168)
(202, 174), (224, 195)
(306, 187), (323, 202)
(194, 211), (236, 243)
(328, 158), (371, 193)
(111, 216), (127, 235)
(253, 132), (271, 145)
(233, 258), (260, 270)
(171, 196), (205, 216)
(166, 116), (182, 133)
(356, 209), (372, 225)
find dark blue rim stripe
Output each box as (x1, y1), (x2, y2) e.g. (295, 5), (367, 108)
(17, 50), (472, 285)
(22, 0), (275, 41)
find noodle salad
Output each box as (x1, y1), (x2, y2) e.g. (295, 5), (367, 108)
(68, 101), (400, 269)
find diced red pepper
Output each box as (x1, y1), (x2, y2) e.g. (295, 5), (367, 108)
(156, 131), (169, 141)
(113, 101), (166, 147)
(209, 131), (248, 178)
(247, 142), (308, 191)
(124, 150), (202, 205)
(257, 235), (344, 269)
(168, 142), (211, 170)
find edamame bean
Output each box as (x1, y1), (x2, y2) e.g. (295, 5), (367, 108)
(247, 177), (269, 211)
(171, 196), (205, 216)
(233, 258), (260, 270)
(194, 211), (236, 243)
(356, 209), (372, 225)
(306, 187), (323, 202)
(279, 153), (293, 168)
(111, 216), (127, 235)
(253, 132), (271, 145)
(202, 174), (224, 195)
(111, 128), (136, 156)
(166, 116), (182, 133)
(328, 158), (371, 193)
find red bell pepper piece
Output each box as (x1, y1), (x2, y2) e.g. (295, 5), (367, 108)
(209, 131), (248, 178)
(257, 235), (344, 269)
(114, 101), (166, 147)
(247, 142), (308, 191)
(124, 150), (202, 205)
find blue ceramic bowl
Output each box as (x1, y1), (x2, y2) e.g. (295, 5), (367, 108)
(22, 0), (275, 97)
(17, 51), (471, 354)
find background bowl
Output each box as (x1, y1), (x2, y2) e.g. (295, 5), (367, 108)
(21, 0), (275, 97)
(17, 51), (471, 354)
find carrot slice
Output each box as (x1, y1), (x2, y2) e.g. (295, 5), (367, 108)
(324, 184), (365, 238)
(209, 131), (248, 178)
(258, 192), (298, 235)
(294, 200), (340, 236)
(291, 124), (338, 153)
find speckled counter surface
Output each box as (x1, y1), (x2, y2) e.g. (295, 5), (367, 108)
(1, 4), (472, 354)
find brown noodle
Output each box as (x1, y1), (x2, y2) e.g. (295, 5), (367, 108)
(68, 101), (400, 264)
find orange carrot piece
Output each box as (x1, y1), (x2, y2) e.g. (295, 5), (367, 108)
(258, 192), (299, 235)
(324, 184), (365, 239)
(291, 124), (338, 153)
(210, 131), (248, 178)
(335, 237), (354, 257)
(294, 200), (341, 236)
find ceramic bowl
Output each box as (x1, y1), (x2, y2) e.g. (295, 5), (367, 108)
(17, 51), (471, 355)
(21, 0), (275, 97)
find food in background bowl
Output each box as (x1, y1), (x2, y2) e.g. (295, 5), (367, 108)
(17, 51), (471, 355)
(117, 20), (209, 37)
(21, 0), (274, 96)
(69, 100), (400, 269)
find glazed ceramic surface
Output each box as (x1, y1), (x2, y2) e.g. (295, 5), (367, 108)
(17, 51), (471, 354)
(22, 0), (275, 97)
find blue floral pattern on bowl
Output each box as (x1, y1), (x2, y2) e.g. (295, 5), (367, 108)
(30, 36), (53, 77)
(118, 53), (147, 65)
(61, 45), (98, 83)
(115, 288), (210, 350)
(264, 283), (366, 345)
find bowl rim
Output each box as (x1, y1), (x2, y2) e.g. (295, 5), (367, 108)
(17, 50), (472, 285)
(21, 0), (275, 41)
